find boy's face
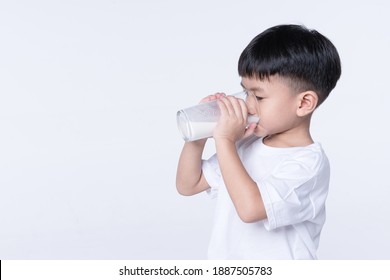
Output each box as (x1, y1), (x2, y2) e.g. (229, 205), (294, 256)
(241, 75), (301, 138)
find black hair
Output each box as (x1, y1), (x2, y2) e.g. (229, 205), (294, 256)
(238, 24), (341, 106)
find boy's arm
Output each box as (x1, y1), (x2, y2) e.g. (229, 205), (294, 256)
(176, 93), (227, 196)
(176, 139), (210, 196)
(216, 140), (266, 223)
(214, 96), (266, 223)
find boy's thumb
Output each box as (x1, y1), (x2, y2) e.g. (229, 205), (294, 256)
(243, 123), (257, 139)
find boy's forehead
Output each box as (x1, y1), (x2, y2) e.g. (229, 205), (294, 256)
(241, 75), (292, 92)
(241, 76), (270, 89)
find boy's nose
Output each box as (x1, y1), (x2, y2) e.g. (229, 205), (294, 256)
(245, 94), (259, 115)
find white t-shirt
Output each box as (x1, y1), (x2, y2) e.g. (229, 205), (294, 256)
(202, 136), (330, 259)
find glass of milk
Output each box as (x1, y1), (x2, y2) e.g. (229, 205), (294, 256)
(177, 91), (259, 141)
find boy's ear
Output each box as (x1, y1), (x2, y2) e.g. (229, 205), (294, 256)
(296, 91), (318, 117)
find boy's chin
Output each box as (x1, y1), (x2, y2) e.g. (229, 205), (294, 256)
(253, 126), (268, 138)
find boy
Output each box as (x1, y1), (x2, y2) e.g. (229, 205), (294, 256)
(176, 24), (341, 259)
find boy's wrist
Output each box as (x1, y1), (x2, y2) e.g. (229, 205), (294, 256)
(214, 137), (236, 149)
(185, 138), (208, 148)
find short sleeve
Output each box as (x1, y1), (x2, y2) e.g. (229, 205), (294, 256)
(202, 154), (221, 198)
(258, 148), (330, 231)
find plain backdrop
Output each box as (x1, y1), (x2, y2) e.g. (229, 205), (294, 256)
(1, 0), (389, 259)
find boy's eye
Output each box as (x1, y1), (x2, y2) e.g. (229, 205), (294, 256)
(244, 90), (263, 101)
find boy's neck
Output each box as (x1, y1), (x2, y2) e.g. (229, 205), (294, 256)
(263, 119), (314, 148)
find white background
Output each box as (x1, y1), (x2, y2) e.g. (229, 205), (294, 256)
(0, 0), (389, 259)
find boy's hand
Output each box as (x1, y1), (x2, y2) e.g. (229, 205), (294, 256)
(199, 92), (226, 104)
(214, 96), (256, 143)
(189, 92), (227, 145)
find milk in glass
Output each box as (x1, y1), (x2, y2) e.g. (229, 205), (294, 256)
(176, 92), (259, 141)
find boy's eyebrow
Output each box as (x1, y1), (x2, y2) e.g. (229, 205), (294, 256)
(240, 82), (263, 92)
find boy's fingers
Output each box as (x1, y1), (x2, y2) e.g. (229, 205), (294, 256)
(222, 96), (236, 116)
(225, 96), (247, 120)
(215, 92), (226, 99)
(238, 98), (248, 119)
(217, 98), (229, 116)
(200, 92), (226, 103)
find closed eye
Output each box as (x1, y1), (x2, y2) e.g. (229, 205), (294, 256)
(245, 91), (263, 101)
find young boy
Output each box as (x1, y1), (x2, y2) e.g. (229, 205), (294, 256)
(176, 24), (341, 259)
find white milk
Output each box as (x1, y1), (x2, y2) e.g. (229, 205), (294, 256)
(176, 96), (259, 141)
(182, 115), (260, 142)
(187, 121), (217, 141)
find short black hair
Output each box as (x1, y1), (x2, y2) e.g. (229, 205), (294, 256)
(238, 24), (341, 106)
